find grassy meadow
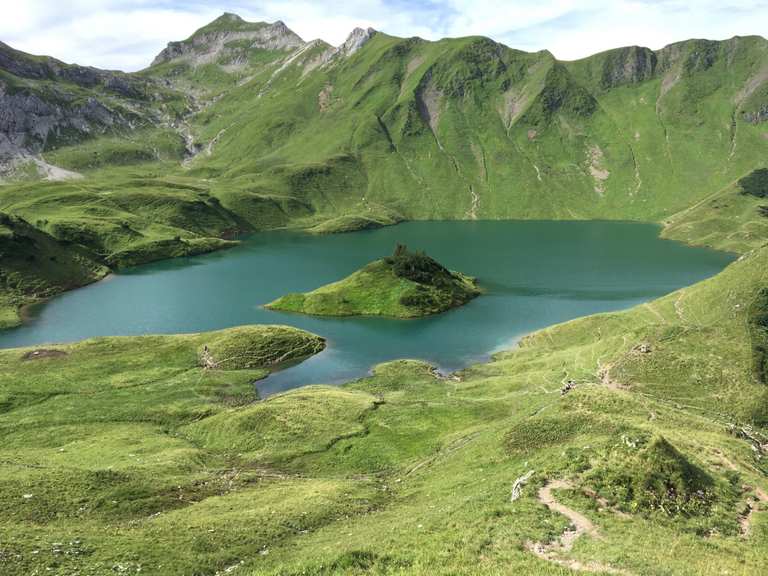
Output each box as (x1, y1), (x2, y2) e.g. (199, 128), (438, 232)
(0, 231), (766, 574)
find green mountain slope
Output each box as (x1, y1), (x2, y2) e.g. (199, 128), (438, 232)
(662, 167), (768, 252)
(0, 212), (108, 328)
(169, 27), (768, 222)
(0, 40), (185, 180)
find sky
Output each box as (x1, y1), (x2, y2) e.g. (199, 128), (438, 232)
(2, 0), (768, 72)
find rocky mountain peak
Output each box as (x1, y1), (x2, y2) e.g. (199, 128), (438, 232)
(600, 46), (657, 88)
(254, 21), (305, 51)
(337, 27), (377, 56)
(216, 12), (244, 24)
(271, 20), (290, 33)
(150, 15), (305, 67)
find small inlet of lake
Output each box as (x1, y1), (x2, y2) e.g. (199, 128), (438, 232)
(0, 221), (735, 395)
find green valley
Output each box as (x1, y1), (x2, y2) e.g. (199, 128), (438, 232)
(1, 233), (765, 575)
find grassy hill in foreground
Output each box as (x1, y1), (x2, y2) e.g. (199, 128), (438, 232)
(266, 245), (480, 317)
(0, 240), (766, 575)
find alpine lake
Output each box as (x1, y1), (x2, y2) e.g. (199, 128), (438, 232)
(0, 221), (735, 396)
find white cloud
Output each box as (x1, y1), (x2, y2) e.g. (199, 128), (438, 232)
(0, 0), (767, 71)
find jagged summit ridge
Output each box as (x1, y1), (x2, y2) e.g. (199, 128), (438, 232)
(337, 27), (377, 56)
(310, 27), (377, 71)
(150, 13), (305, 67)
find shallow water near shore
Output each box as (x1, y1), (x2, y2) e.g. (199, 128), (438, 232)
(0, 221), (735, 395)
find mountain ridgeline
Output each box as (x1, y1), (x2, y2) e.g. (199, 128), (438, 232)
(1, 13), (767, 220)
(1, 13), (768, 323)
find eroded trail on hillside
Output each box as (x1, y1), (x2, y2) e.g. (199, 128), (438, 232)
(739, 487), (768, 538)
(527, 480), (630, 575)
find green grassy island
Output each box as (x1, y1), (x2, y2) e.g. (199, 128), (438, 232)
(266, 244), (481, 317)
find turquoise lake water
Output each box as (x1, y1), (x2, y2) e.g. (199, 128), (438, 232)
(0, 221), (734, 395)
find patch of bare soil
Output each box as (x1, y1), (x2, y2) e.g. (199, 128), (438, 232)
(739, 487), (768, 538)
(416, 80), (444, 149)
(527, 480), (631, 574)
(587, 144), (609, 196)
(318, 83), (333, 112)
(21, 349), (68, 361)
(597, 362), (627, 391)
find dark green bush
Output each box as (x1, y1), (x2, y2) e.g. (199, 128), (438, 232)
(399, 288), (438, 309)
(589, 435), (716, 517)
(385, 244), (454, 288)
(739, 168), (768, 198)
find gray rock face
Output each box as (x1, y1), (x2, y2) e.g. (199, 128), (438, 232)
(0, 41), (163, 169)
(150, 19), (305, 67)
(600, 46), (657, 88)
(0, 80), (139, 165)
(258, 21), (306, 51)
(744, 104), (768, 124)
(316, 27), (377, 69)
(656, 38), (725, 75)
(0, 41), (148, 98)
(336, 28), (376, 57)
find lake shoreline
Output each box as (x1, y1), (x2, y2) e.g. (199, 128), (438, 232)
(0, 220), (736, 396)
(1, 217), (736, 337)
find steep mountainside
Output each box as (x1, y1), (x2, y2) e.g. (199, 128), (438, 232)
(160, 27), (768, 222)
(2, 15), (767, 217)
(0, 41), (184, 180)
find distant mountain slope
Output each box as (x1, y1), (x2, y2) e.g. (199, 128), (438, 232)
(0, 40), (185, 179)
(1, 14), (766, 221)
(183, 29), (768, 222)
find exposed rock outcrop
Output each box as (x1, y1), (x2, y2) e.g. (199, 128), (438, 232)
(150, 15), (305, 68)
(0, 80), (141, 169)
(0, 40), (167, 171)
(600, 46), (657, 88)
(0, 41), (148, 98)
(744, 104), (768, 124)
(336, 27), (376, 57)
